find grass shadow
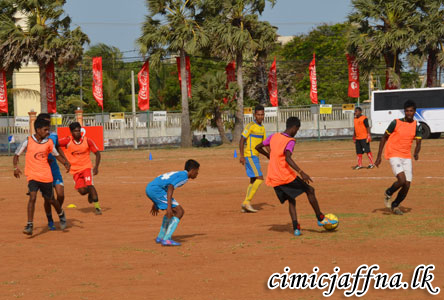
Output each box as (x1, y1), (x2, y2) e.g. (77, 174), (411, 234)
(173, 233), (206, 242)
(77, 206), (111, 214)
(372, 206), (413, 215)
(27, 218), (85, 238)
(252, 202), (274, 211)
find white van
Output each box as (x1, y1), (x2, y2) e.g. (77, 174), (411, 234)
(371, 88), (444, 138)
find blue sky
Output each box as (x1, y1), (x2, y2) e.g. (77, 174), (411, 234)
(64, 0), (353, 53)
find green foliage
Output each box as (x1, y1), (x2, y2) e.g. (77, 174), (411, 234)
(274, 23), (369, 104)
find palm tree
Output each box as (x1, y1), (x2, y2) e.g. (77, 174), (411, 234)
(348, 0), (418, 88)
(0, 0), (89, 113)
(411, 1), (444, 87)
(190, 70), (237, 144)
(205, 0), (276, 143)
(137, 0), (209, 147)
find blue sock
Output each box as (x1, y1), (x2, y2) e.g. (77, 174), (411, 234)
(163, 216), (180, 240)
(157, 215), (170, 240)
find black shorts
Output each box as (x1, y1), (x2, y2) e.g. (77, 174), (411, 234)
(28, 180), (53, 200)
(273, 177), (310, 204)
(355, 139), (371, 154)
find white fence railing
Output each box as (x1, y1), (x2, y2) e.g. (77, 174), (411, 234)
(0, 104), (370, 135)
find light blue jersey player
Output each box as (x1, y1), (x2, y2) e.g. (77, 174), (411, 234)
(37, 114), (67, 231)
(146, 159), (200, 247)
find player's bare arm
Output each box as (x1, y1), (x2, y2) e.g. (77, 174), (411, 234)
(255, 142), (270, 159)
(414, 139), (421, 160)
(150, 204), (159, 216)
(93, 151), (101, 175)
(239, 136), (246, 165)
(375, 133), (389, 167)
(55, 154), (71, 173)
(12, 155), (22, 178)
(166, 184), (174, 218)
(284, 150), (312, 183)
(366, 123), (371, 143)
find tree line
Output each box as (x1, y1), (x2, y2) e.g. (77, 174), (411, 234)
(1, 0), (442, 146)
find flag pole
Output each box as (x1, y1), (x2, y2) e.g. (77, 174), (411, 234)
(7, 112), (10, 156)
(147, 109), (150, 149)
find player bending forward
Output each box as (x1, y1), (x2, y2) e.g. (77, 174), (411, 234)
(146, 160), (200, 246)
(255, 117), (337, 236)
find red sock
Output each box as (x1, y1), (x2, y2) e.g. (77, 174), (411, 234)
(357, 154), (363, 167)
(367, 152), (374, 164)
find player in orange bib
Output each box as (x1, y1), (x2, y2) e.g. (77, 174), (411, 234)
(13, 118), (70, 235)
(255, 117), (337, 236)
(353, 107), (375, 169)
(375, 100), (422, 215)
(59, 122), (102, 215)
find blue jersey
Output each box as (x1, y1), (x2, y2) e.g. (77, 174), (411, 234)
(48, 132), (60, 170)
(148, 171), (188, 192)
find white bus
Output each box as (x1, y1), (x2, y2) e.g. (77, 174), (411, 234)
(370, 87), (444, 139)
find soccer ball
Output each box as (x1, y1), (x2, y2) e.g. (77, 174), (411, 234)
(323, 213), (339, 231)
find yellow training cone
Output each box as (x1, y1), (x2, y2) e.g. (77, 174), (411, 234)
(67, 204), (77, 208)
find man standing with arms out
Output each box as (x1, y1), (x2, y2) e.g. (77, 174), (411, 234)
(239, 105), (266, 213)
(353, 107), (375, 169)
(375, 100), (422, 215)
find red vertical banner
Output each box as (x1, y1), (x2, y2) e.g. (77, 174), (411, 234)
(224, 61), (236, 103)
(346, 54), (360, 98)
(138, 60), (150, 111)
(45, 61), (57, 113)
(176, 56), (192, 97)
(268, 57), (278, 107)
(0, 70), (8, 113)
(309, 53), (318, 104)
(92, 57), (104, 109)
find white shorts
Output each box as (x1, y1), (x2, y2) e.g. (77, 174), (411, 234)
(389, 157), (412, 182)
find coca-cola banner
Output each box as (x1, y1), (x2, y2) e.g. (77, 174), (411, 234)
(176, 56), (192, 98)
(268, 58), (278, 107)
(138, 60), (150, 111)
(346, 54), (360, 98)
(0, 70), (7, 113)
(224, 61), (236, 103)
(309, 53), (318, 104)
(46, 61), (57, 113)
(92, 57), (104, 109)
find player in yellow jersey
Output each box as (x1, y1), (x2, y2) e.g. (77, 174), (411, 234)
(239, 105), (266, 213)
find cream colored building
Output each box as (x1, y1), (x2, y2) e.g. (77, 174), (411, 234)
(12, 11), (41, 117)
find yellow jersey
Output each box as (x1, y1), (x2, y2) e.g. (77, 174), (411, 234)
(242, 121), (266, 157)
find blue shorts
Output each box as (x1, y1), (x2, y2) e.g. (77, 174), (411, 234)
(50, 161), (64, 186)
(245, 155), (263, 178)
(145, 184), (179, 210)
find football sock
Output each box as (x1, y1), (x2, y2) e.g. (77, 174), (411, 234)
(93, 202), (101, 209)
(244, 179), (263, 204)
(163, 216), (180, 240)
(392, 187), (409, 208)
(367, 152), (374, 164)
(157, 215), (170, 240)
(242, 184), (253, 205)
(316, 213), (325, 222)
(292, 220), (300, 231)
(357, 154), (363, 166)
(46, 214), (54, 223)
(58, 210), (66, 222)
(386, 182), (401, 196)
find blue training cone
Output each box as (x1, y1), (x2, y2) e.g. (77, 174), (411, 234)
(234, 150), (237, 158)
(149, 152), (153, 161)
